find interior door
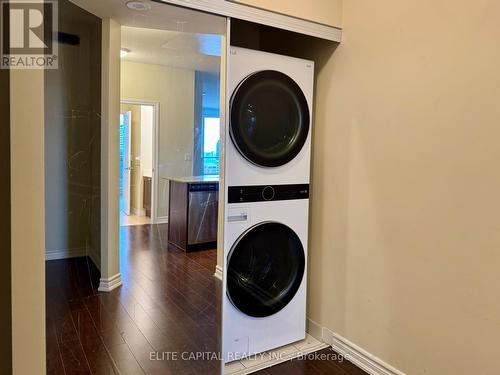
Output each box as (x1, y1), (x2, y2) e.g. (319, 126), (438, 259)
(121, 111), (132, 216)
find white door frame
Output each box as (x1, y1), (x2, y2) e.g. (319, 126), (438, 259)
(120, 99), (160, 224)
(156, 0), (342, 41)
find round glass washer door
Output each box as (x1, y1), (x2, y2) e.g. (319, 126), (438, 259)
(226, 222), (305, 318)
(230, 70), (310, 167)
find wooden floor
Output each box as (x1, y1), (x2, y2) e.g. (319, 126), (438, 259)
(46, 224), (220, 375)
(120, 212), (152, 227)
(46, 224), (367, 375)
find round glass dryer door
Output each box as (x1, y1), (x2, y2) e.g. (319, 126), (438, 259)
(230, 70), (310, 167)
(226, 222), (305, 318)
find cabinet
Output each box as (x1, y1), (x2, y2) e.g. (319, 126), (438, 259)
(228, 0), (342, 28)
(168, 178), (219, 252)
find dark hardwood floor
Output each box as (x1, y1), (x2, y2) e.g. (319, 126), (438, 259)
(46, 224), (367, 375)
(46, 224), (220, 375)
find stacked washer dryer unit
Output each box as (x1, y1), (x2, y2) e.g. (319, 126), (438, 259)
(223, 47), (314, 362)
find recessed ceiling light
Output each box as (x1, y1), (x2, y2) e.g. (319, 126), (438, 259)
(175, 20), (187, 32)
(126, 1), (151, 11)
(120, 48), (131, 58)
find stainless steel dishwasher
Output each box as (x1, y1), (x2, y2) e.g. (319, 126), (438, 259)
(187, 182), (219, 247)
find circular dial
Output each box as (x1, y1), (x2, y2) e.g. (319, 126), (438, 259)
(262, 186), (275, 201)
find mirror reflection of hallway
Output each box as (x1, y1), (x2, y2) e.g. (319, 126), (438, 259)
(45, 0), (226, 374)
(117, 12), (225, 373)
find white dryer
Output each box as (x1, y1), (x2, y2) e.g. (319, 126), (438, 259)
(223, 47), (314, 362)
(226, 47), (314, 186)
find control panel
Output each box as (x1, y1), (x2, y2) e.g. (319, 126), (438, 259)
(228, 184), (309, 203)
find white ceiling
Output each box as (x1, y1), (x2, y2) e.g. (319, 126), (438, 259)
(121, 26), (221, 72)
(69, 0), (225, 72)
(70, 0), (226, 34)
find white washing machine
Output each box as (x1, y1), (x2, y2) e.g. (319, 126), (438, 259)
(223, 191), (310, 362)
(223, 47), (314, 362)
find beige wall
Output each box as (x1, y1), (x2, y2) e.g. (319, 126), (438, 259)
(121, 60), (195, 218)
(230, 0), (342, 28)
(100, 18), (121, 287)
(308, 1), (500, 374)
(11, 69), (46, 375)
(0, 54), (11, 375)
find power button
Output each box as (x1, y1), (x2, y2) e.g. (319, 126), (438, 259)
(262, 186), (275, 201)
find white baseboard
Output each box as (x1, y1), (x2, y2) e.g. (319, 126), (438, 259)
(307, 318), (406, 375)
(98, 273), (122, 292)
(45, 247), (87, 260)
(214, 265), (223, 280)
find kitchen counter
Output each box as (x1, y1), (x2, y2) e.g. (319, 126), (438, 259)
(167, 177), (219, 252)
(162, 175), (219, 184)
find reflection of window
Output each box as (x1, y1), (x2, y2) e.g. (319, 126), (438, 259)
(203, 117), (220, 175)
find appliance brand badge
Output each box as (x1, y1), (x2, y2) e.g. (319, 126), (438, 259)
(1, 0), (58, 69)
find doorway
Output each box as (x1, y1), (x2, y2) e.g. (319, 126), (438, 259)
(119, 100), (158, 226)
